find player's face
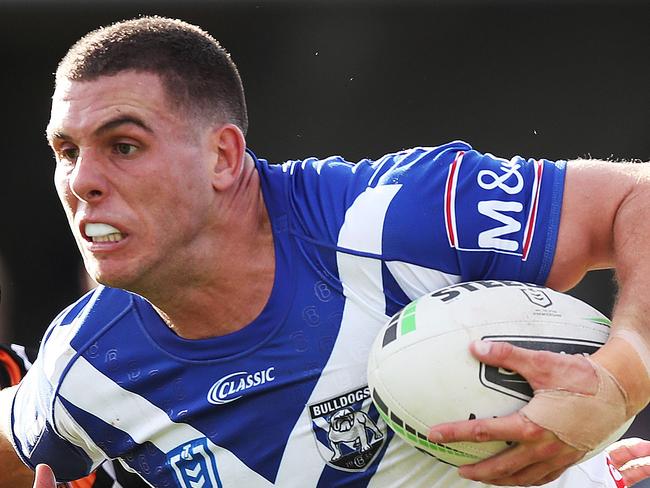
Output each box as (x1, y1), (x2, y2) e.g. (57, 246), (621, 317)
(48, 71), (218, 291)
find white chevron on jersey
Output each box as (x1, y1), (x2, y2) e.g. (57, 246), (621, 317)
(42, 307), (89, 384)
(276, 184), (401, 485)
(58, 357), (273, 487)
(12, 302), (90, 462)
(385, 261), (461, 302)
(338, 184), (402, 255)
(332, 167), (466, 486)
(274, 400), (328, 486)
(53, 395), (106, 472)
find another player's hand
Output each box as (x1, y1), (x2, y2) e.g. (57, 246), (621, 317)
(607, 438), (650, 487)
(33, 465), (56, 488)
(427, 340), (622, 486)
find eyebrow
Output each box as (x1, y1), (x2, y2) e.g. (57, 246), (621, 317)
(47, 115), (154, 143)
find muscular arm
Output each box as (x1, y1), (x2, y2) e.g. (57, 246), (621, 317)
(0, 386), (35, 488)
(429, 158), (650, 486)
(548, 159), (650, 412)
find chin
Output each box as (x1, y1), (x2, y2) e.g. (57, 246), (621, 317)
(91, 267), (138, 291)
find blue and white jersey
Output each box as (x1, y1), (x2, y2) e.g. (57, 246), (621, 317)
(10, 141), (603, 488)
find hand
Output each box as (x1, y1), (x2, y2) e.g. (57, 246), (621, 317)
(33, 464), (56, 488)
(428, 340), (611, 486)
(607, 438), (650, 487)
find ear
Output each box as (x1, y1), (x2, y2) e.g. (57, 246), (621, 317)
(209, 123), (247, 192)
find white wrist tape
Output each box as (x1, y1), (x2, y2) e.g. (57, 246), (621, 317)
(520, 357), (628, 451)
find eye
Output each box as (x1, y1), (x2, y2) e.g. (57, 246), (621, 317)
(114, 143), (138, 156)
(59, 146), (79, 163)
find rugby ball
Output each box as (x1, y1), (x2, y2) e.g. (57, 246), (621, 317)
(367, 280), (633, 466)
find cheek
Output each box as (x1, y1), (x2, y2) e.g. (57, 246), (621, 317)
(53, 169), (76, 215)
(139, 177), (210, 230)
(168, 167), (213, 209)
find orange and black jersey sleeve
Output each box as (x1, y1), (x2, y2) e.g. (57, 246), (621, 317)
(0, 344), (36, 388)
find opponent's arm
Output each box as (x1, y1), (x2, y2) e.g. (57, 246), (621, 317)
(608, 438), (650, 487)
(429, 159), (650, 485)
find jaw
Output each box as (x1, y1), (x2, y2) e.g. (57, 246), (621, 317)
(81, 239), (195, 299)
(78, 234), (147, 291)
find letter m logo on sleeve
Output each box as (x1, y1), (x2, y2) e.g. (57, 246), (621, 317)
(444, 151), (544, 261)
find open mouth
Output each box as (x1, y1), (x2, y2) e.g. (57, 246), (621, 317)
(84, 223), (126, 243)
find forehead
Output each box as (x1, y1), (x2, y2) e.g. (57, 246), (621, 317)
(48, 71), (180, 139)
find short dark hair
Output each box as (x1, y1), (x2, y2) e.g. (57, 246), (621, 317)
(56, 16), (248, 134)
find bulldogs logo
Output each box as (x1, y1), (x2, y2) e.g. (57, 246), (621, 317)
(309, 386), (386, 471)
(327, 408), (384, 462)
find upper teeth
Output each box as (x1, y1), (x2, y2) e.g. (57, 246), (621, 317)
(85, 223), (123, 242)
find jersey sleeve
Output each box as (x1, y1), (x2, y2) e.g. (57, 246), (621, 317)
(380, 142), (566, 285)
(278, 140), (565, 287)
(8, 306), (106, 481)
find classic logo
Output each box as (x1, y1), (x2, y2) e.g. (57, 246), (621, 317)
(309, 386), (386, 472)
(521, 288), (552, 308)
(207, 367), (275, 405)
(168, 438), (222, 488)
(479, 336), (603, 401)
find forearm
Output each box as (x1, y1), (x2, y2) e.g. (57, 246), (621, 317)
(603, 164), (650, 412)
(596, 238), (650, 415)
(0, 387), (34, 488)
(548, 159), (650, 415)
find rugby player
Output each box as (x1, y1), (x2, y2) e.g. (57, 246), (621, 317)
(2, 16), (650, 488)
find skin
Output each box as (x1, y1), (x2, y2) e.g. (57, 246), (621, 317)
(1, 70), (649, 487)
(32, 465), (55, 488)
(608, 438), (650, 486)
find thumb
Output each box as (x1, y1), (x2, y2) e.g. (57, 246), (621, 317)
(34, 464), (56, 488)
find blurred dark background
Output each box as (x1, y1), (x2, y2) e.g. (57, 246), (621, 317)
(0, 0), (648, 473)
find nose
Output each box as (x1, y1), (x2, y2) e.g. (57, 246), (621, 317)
(68, 150), (108, 203)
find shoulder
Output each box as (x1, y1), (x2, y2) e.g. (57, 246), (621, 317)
(282, 141), (471, 183)
(255, 141), (471, 190)
(253, 142), (473, 243)
(39, 286), (135, 385)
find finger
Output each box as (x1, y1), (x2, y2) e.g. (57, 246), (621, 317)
(457, 437), (580, 484)
(470, 339), (554, 382)
(620, 462), (650, 487)
(607, 438), (650, 467)
(33, 464), (56, 488)
(480, 466), (568, 487)
(532, 466), (570, 486)
(429, 411), (545, 444)
(470, 340), (597, 391)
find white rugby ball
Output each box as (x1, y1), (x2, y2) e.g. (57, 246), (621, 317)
(367, 280), (633, 467)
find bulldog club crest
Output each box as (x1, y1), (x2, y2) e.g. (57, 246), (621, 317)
(309, 386), (386, 471)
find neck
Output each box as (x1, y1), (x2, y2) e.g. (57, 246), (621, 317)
(141, 153), (276, 339)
